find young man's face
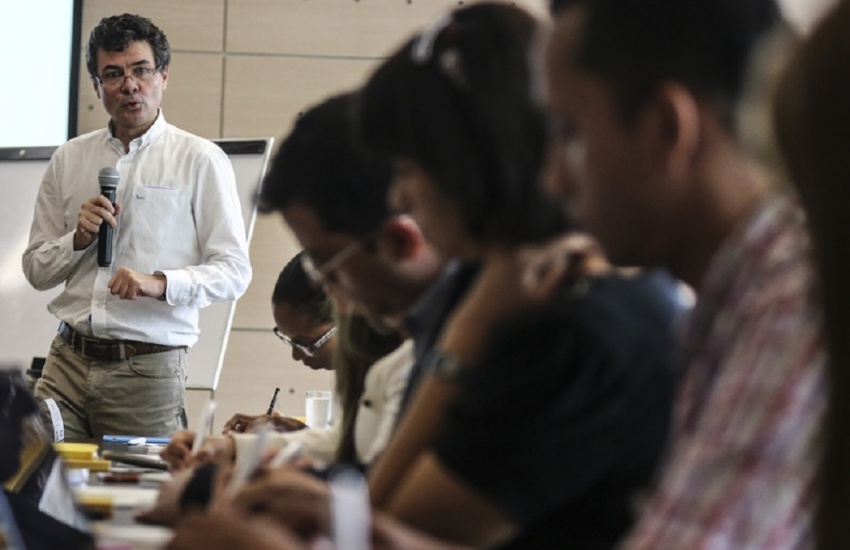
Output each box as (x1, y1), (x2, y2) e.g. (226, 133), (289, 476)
(280, 203), (412, 319)
(543, 9), (668, 268)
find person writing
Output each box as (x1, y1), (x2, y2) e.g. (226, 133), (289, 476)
(222, 251), (337, 435)
(22, 13), (252, 438)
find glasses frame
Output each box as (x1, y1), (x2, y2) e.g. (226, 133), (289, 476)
(301, 230), (378, 284)
(95, 66), (162, 89)
(273, 325), (337, 357)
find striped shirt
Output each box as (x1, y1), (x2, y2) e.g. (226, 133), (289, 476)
(622, 196), (825, 549)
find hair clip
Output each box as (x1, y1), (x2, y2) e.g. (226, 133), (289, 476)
(411, 11), (469, 90)
(412, 11), (453, 64)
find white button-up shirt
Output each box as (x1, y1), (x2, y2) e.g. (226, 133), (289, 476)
(22, 112), (252, 347)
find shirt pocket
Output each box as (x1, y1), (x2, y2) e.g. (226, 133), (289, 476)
(125, 185), (191, 254)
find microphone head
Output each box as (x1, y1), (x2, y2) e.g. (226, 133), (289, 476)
(98, 167), (120, 189)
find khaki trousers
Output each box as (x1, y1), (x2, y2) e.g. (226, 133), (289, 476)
(35, 334), (188, 439)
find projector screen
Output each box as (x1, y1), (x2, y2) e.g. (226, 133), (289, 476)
(0, 0), (81, 147)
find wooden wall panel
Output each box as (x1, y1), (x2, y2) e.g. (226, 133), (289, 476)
(157, 53), (224, 139)
(80, 0), (225, 52)
(227, 0), (547, 58)
(222, 55), (377, 139)
(232, 215), (303, 329)
(227, 0), (459, 58)
(76, 66), (105, 136)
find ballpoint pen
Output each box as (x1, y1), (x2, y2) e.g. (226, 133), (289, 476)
(266, 387), (281, 416)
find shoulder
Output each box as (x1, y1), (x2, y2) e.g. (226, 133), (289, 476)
(515, 272), (679, 344)
(162, 124), (230, 162)
(55, 128), (109, 156)
(365, 340), (414, 395)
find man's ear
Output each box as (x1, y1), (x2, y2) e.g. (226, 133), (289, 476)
(377, 215), (425, 261)
(160, 66), (169, 90)
(645, 82), (701, 181)
(93, 78), (102, 100)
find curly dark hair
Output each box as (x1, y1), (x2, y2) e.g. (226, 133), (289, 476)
(272, 251), (333, 325)
(86, 13), (170, 79)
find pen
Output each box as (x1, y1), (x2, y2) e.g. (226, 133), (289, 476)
(102, 435), (171, 445)
(192, 400), (217, 454)
(266, 387), (281, 416)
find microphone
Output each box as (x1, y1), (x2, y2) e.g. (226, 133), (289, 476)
(97, 167), (120, 267)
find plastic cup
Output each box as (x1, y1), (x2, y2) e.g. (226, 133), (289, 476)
(305, 390), (332, 428)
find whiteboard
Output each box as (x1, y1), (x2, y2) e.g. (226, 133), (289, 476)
(0, 137), (273, 391)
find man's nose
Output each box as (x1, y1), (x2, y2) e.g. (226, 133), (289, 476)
(120, 74), (140, 94)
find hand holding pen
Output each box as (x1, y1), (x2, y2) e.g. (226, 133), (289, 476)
(221, 387), (307, 434)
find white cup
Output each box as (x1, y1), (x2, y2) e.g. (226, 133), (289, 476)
(305, 390), (333, 428)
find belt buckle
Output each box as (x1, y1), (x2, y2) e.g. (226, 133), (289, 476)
(80, 337), (125, 361)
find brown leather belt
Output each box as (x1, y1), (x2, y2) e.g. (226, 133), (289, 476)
(59, 322), (184, 361)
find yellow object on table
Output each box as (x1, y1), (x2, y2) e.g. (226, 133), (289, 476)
(53, 442), (99, 460)
(53, 442), (111, 471)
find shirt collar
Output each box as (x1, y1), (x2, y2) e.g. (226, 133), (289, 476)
(107, 109), (167, 150)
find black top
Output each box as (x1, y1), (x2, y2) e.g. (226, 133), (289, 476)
(401, 261), (478, 411)
(434, 273), (680, 549)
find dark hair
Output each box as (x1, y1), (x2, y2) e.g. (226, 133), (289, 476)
(357, 2), (569, 246)
(272, 252), (332, 325)
(86, 13), (170, 79)
(562, 0), (781, 127)
(774, 4), (850, 547)
(259, 93), (394, 239)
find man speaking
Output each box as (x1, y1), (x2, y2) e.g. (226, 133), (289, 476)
(22, 13), (251, 438)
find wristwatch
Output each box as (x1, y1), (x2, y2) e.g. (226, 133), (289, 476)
(426, 350), (465, 381)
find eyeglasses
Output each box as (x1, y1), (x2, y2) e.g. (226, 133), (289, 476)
(273, 325), (337, 356)
(96, 66), (161, 88)
(301, 231), (377, 285)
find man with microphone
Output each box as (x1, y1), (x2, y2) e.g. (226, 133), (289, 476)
(22, 13), (252, 438)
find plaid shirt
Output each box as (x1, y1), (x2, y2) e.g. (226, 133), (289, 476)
(622, 196), (825, 549)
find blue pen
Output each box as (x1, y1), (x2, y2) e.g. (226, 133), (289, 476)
(102, 435), (171, 444)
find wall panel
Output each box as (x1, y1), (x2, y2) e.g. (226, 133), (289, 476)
(232, 215), (303, 329)
(81, 0), (225, 52)
(227, 0), (459, 58)
(222, 55), (377, 139)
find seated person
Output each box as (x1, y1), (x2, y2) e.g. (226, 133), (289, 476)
(1, 369), (93, 550)
(222, 251), (338, 436)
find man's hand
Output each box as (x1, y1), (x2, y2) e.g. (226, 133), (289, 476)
(161, 431), (236, 471)
(161, 430), (196, 471)
(74, 195), (120, 250)
(223, 411), (308, 435)
(135, 468), (195, 527)
(108, 269), (167, 300)
(229, 468), (331, 540)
